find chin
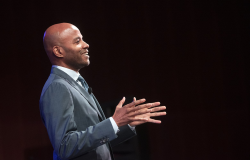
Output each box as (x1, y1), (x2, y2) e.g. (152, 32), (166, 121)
(80, 61), (90, 68)
(85, 60), (90, 66)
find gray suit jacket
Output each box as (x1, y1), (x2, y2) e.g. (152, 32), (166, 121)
(39, 67), (136, 160)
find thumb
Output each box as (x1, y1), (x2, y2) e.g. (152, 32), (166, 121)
(116, 97), (125, 108)
(133, 97), (136, 102)
(133, 97), (136, 106)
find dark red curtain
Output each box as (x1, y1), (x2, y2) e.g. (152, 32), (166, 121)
(1, 0), (249, 159)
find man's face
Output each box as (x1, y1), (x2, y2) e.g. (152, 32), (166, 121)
(60, 26), (90, 71)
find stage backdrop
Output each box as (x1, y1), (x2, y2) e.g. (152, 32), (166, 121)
(1, 0), (249, 160)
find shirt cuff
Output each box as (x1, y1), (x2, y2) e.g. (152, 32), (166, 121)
(128, 124), (136, 131)
(109, 117), (119, 134)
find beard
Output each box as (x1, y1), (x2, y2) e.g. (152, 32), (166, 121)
(64, 53), (90, 71)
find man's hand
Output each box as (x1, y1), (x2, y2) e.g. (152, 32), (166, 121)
(112, 97), (166, 127)
(112, 97), (154, 127)
(129, 98), (166, 127)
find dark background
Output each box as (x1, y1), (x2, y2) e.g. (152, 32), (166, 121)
(1, 0), (249, 160)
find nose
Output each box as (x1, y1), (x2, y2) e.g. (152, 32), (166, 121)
(82, 41), (89, 49)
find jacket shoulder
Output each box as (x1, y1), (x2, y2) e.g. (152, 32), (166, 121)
(40, 74), (71, 99)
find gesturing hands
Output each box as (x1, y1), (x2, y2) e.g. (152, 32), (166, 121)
(129, 98), (166, 127)
(112, 97), (166, 127)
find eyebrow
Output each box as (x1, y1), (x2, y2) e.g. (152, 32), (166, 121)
(73, 37), (81, 42)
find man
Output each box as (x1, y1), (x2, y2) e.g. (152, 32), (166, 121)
(39, 23), (166, 160)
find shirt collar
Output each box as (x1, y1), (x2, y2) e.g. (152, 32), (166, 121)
(52, 65), (80, 81)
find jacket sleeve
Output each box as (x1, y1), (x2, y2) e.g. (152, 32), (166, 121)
(110, 125), (137, 147)
(39, 82), (117, 160)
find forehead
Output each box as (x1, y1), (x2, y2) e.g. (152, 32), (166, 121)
(60, 27), (82, 42)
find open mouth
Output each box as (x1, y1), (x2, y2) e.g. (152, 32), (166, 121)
(83, 52), (89, 58)
(80, 51), (88, 55)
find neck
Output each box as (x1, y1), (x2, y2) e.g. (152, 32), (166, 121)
(53, 62), (80, 73)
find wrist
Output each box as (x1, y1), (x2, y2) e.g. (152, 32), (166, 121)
(112, 116), (120, 127)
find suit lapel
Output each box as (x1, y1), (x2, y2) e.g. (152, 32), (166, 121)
(92, 94), (106, 119)
(51, 67), (104, 120)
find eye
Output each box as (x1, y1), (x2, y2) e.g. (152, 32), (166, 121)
(76, 39), (80, 44)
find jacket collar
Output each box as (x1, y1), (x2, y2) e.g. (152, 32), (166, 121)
(51, 67), (104, 120)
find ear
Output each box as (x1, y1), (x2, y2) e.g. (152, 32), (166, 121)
(52, 46), (64, 58)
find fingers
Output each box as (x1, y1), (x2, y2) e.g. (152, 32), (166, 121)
(150, 112), (167, 117)
(123, 98), (146, 108)
(130, 118), (162, 125)
(147, 102), (161, 108)
(133, 97), (136, 107)
(136, 102), (161, 110)
(128, 104), (166, 116)
(130, 117), (149, 122)
(129, 102), (160, 113)
(149, 106), (166, 117)
(147, 119), (161, 124)
(151, 106), (166, 112)
(128, 104), (151, 114)
(133, 98), (146, 106)
(129, 108), (151, 117)
(116, 97), (125, 109)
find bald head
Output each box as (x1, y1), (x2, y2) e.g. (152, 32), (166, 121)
(43, 23), (90, 71)
(43, 23), (77, 58)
